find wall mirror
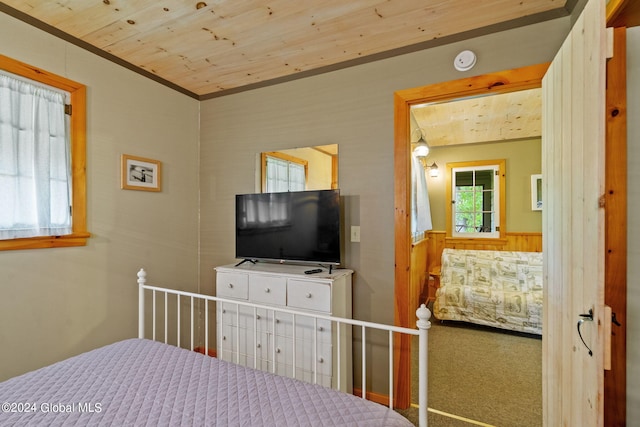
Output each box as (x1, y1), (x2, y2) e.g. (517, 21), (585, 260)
(259, 144), (338, 192)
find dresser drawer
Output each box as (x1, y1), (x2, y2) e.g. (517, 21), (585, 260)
(249, 275), (287, 306)
(217, 272), (249, 299)
(287, 280), (331, 312)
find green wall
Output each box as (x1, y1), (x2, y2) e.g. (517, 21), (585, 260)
(424, 137), (542, 232)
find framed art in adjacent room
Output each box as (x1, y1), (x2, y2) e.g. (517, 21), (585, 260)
(531, 174), (542, 211)
(121, 154), (162, 192)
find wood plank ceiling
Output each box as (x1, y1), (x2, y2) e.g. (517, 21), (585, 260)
(411, 88), (542, 147)
(1, 0), (571, 100)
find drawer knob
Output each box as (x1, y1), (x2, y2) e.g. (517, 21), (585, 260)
(222, 336), (226, 341)
(276, 348), (281, 354)
(275, 319), (280, 323)
(305, 293), (312, 299)
(256, 314), (261, 320)
(264, 287), (270, 293)
(256, 343), (261, 348)
(318, 326), (324, 332)
(318, 357), (324, 363)
(227, 283), (233, 288)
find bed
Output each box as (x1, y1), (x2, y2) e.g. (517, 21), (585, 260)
(0, 269), (430, 426)
(432, 248), (543, 335)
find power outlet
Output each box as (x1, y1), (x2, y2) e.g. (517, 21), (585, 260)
(350, 226), (361, 243)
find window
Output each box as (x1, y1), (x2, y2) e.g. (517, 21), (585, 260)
(0, 54), (87, 250)
(261, 151), (307, 193)
(446, 160), (506, 240)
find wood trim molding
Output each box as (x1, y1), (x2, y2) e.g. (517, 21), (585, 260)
(604, 26), (627, 427)
(0, 54), (89, 251)
(393, 62), (548, 409)
(607, 0), (640, 28)
(194, 347), (217, 358)
(260, 151), (309, 192)
(352, 388), (392, 407)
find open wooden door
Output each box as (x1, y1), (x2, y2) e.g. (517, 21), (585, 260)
(541, 0), (607, 425)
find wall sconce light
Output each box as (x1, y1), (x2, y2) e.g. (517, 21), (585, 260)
(412, 128), (429, 158)
(412, 128), (429, 169)
(413, 140), (429, 157)
(428, 162), (439, 178)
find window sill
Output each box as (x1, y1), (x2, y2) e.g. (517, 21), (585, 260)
(0, 232), (91, 251)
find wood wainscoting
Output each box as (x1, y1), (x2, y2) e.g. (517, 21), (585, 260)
(411, 238), (429, 309)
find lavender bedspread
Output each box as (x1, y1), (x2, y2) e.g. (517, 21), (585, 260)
(0, 338), (411, 426)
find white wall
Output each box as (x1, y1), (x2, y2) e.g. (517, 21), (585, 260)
(626, 25), (640, 424)
(0, 13), (200, 381)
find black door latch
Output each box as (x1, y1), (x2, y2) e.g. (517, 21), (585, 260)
(612, 312), (621, 327)
(577, 309), (594, 357)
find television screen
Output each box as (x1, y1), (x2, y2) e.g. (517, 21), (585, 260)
(235, 189), (341, 265)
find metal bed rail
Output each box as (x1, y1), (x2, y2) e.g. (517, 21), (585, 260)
(137, 268), (431, 427)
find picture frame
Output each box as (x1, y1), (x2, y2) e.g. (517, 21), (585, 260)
(531, 174), (542, 211)
(121, 154), (162, 192)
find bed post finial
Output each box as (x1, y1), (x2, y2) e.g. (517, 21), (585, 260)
(137, 268), (147, 284)
(416, 303), (431, 330)
(138, 268), (146, 339)
(416, 304), (431, 427)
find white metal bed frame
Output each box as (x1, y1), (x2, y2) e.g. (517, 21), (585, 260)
(137, 268), (431, 427)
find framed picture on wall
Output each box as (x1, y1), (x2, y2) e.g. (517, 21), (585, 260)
(531, 174), (542, 211)
(121, 154), (162, 192)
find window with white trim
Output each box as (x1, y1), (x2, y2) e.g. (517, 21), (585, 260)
(446, 160), (506, 240)
(0, 55), (87, 251)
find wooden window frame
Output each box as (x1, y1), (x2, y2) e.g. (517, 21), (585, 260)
(0, 54), (88, 251)
(260, 151), (308, 192)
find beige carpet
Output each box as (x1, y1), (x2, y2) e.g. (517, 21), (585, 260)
(397, 317), (542, 426)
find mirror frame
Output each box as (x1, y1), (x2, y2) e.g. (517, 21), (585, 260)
(259, 145), (338, 193)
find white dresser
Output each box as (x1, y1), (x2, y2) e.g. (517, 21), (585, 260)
(215, 263), (353, 391)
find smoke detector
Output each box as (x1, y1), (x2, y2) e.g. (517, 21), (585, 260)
(454, 50), (477, 72)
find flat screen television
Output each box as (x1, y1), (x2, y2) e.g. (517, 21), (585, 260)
(235, 189), (341, 265)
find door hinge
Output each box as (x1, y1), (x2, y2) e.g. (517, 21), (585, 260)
(65, 104), (72, 115)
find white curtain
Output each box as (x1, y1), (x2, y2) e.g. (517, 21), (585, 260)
(265, 155), (305, 192)
(287, 162), (305, 191)
(0, 72), (72, 239)
(411, 153), (432, 241)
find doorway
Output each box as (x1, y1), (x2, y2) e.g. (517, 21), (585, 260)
(394, 20), (627, 427)
(395, 2), (626, 424)
(392, 63), (549, 410)
(394, 64), (548, 424)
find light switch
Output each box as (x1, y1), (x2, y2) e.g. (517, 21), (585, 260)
(350, 226), (361, 243)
